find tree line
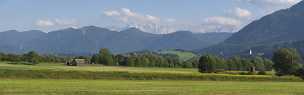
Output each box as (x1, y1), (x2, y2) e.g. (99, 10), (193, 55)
(0, 48), (196, 68)
(0, 51), (66, 64)
(198, 55), (273, 73)
(199, 48), (304, 79)
(2, 48), (304, 80)
(90, 48), (196, 68)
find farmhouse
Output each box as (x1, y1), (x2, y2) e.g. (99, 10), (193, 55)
(66, 59), (89, 66)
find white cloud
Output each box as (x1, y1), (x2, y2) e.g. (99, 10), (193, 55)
(104, 8), (165, 33)
(121, 8), (136, 17)
(35, 18), (79, 28)
(54, 19), (78, 27)
(233, 7), (252, 18)
(146, 15), (160, 23)
(166, 18), (176, 22)
(36, 19), (55, 27)
(104, 8), (161, 24)
(104, 10), (120, 16)
(205, 16), (241, 27)
(200, 16), (242, 32)
(104, 8), (245, 33)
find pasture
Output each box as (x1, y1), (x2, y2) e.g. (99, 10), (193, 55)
(0, 62), (303, 95)
(0, 62), (301, 81)
(0, 79), (303, 95)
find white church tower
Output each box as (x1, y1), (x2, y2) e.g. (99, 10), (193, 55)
(249, 49), (253, 55)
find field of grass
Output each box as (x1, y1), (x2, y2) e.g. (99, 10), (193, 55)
(0, 62), (199, 74)
(0, 62), (301, 81)
(0, 79), (303, 95)
(0, 62), (303, 95)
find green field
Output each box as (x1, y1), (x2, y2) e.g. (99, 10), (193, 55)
(0, 62), (198, 74)
(0, 63), (301, 81)
(0, 79), (303, 95)
(0, 62), (303, 95)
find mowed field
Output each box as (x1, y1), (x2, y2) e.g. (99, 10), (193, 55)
(0, 79), (304, 95)
(0, 62), (199, 74)
(0, 62), (303, 95)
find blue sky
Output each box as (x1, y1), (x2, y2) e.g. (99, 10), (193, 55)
(0, 0), (301, 33)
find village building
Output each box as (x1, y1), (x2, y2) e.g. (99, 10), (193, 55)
(66, 59), (90, 66)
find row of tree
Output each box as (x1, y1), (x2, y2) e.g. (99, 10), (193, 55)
(0, 51), (66, 64)
(1, 48), (304, 79)
(90, 48), (196, 68)
(198, 55), (273, 73)
(198, 48), (304, 79)
(0, 49), (195, 68)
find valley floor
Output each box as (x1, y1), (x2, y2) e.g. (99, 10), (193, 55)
(0, 63), (303, 95)
(0, 79), (303, 95)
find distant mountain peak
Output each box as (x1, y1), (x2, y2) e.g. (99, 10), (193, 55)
(61, 27), (77, 31)
(82, 25), (100, 29)
(80, 26), (112, 32)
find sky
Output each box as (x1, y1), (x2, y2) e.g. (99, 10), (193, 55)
(0, 0), (301, 34)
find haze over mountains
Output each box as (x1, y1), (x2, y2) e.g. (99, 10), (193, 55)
(202, 0), (304, 57)
(0, 26), (232, 55)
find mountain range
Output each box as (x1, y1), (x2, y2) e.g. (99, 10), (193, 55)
(0, 26), (232, 55)
(201, 0), (304, 57)
(7, 0), (304, 56)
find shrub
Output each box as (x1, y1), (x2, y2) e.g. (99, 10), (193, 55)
(7, 62), (19, 65)
(295, 68), (304, 80)
(258, 71), (267, 75)
(239, 71), (258, 75)
(239, 72), (247, 75)
(7, 62), (37, 65)
(247, 71), (257, 75)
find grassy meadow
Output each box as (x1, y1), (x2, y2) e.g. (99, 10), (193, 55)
(0, 62), (199, 74)
(0, 79), (304, 95)
(0, 62), (301, 81)
(0, 62), (303, 95)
